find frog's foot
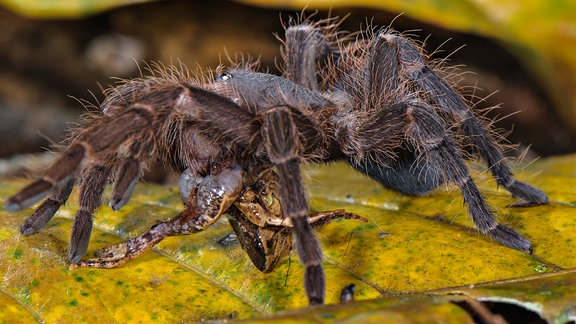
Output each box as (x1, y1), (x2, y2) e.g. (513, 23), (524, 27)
(70, 227), (165, 269)
(309, 209), (368, 227)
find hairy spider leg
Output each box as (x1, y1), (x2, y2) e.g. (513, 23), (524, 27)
(73, 166), (243, 269)
(109, 157), (142, 211)
(6, 87), (179, 263)
(19, 179), (74, 236)
(282, 24), (447, 195)
(338, 32), (447, 195)
(261, 106), (325, 305)
(69, 164), (112, 263)
(346, 33), (531, 252)
(344, 108), (445, 196)
(5, 144), (85, 212)
(66, 100), (161, 263)
(405, 101), (531, 252)
(174, 85), (261, 150)
(283, 23), (331, 91)
(389, 35), (548, 206)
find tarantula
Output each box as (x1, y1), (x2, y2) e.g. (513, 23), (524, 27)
(5, 17), (548, 306)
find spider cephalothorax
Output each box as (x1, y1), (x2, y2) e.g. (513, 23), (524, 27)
(5, 16), (547, 306)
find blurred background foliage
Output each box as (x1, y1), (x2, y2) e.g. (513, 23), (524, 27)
(0, 0), (575, 159)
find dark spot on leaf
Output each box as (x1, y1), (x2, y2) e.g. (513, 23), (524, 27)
(378, 231), (391, 238)
(12, 248), (24, 260)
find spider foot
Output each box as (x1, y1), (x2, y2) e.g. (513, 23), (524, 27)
(485, 224), (532, 254)
(508, 199), (545, 208)
(304, 264), (325, 305)
(68, 211), (94, 264)
(20, 200), (62, 236)
(507, 180), (548, 207)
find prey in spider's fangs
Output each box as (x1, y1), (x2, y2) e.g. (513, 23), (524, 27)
(5, 16), (548, 306)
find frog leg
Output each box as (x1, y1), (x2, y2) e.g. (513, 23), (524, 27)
(308, 210), (368, 227)
(71, 165), (244, 269)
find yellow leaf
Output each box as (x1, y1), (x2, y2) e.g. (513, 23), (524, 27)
(1, 154), (575, 322)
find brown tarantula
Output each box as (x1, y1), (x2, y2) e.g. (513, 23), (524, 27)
(5, 17), (548, 305)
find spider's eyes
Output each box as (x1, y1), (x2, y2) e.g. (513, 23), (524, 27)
(215, 72), (233, 82)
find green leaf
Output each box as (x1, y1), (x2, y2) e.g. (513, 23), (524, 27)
(0, 0), (152, 18)
(1, 154), (575, 322)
